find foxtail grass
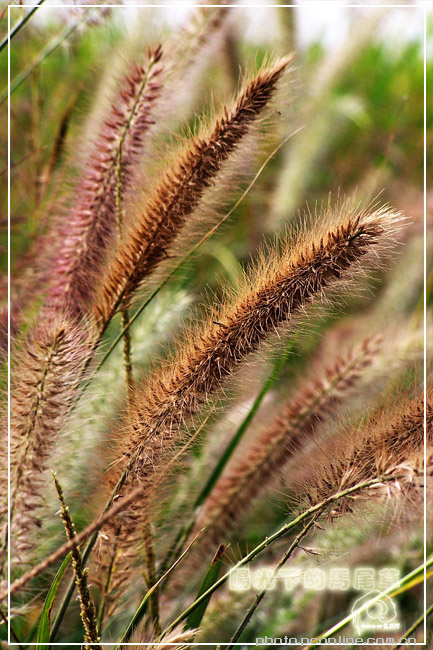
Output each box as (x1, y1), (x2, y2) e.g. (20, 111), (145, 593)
(92, 56), (294, 330)
(191, 334), (382, 550)
(95, 202), (402, 599)
(4, 315), (95, 571)
(301, 390), (431, 515)
(47, 46), (164, 317)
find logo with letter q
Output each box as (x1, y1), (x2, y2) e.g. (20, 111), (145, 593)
(351, 591), (399, 635)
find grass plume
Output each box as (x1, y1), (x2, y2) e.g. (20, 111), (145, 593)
(4, 15), (425, 642)
(191, 334), (382, 548)
(47, 46), (164, 317)
(100, 202), (401, 568)
(92, 56), (294, 330)
(4, 315), (95, 569)
(301, 390), (431, 515)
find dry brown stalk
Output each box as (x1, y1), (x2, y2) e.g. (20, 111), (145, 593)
(92, 56), (294, 330)
(100, 202), (401, 566)
(1, 482), (146, 604)
(53, 474), (101, 649)
(191, 335), (382, 547)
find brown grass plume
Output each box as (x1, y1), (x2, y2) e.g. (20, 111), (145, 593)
(191, 335), (382, 547)
(92, 56), (294, 330)
(5, 315), (95, 568)
(99, 202), (402, 566)
(301, 390), (432, 516)
(47, 46), (164, 317)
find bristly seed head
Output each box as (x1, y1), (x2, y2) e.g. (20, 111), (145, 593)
(92, 55), (295, 331)
(101, 201), (403, 556)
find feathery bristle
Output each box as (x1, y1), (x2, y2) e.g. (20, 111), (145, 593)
(47, 46), (164, 317)
(302, 391), (432, 515)
(192, 335), (382, 547)
(5, 315), (95, 565)
(92, 56), (294, 330)
(100, 202), (401, 562)
(139, 626), (198, 649)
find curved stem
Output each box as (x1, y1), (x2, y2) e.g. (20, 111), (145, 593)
(226, 516), (318, 648)
(159, 474), (404, 639)
(390, 602), (433, 649)
(305, 557), (433, 649)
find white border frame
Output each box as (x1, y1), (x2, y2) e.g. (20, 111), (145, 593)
(6, 1), (429, 646)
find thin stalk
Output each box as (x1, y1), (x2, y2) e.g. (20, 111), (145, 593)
(49, 469), (128, 642)
(143, 522), (160, 636)
(115, 529), (204, 648)
(0, 607), (24, 650)
(49, 410), (213, 641)
(391, 602), (433, 649)
(0, 9), (92, 106)
(226, 516), (318, 648)
(5, 481), (144, 605)
(96, 535), (119, 634)
(0, 0), (46, 55)
(158, 518), (196, 582)
(52, 474), (101, 648)
(115, 138), (134, 404)
(159, 475), (404, 638)
(390, 568), (433, 597)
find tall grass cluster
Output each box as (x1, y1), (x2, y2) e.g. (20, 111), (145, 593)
(1, 3), (431, 647)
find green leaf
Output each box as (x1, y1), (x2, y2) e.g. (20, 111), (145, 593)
(185, 544), (225, 630)
(36, 552), (71, 647)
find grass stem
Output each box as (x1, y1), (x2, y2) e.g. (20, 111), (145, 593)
(390, 602), (433, 649)
(226, 516), (318, 648)
(159, 474), (405, 638)
(0, 0), (46, 55)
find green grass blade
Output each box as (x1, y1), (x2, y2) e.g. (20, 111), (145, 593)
(391, 601), (433, 650)
(36, 552), (71, 646)
(185, 544), (225, 630)
(0, 0), (46, 55)
(115, 530), (204, 648)
(0, 10), (91, 106)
